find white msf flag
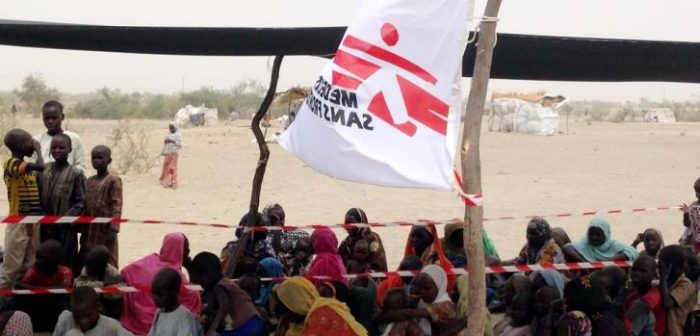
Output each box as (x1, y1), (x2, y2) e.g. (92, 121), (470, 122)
(279, 0), (470, 189)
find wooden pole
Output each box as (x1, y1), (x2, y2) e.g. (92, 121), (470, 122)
(224, 55), (284, 278)
(461, 1), (501, 334)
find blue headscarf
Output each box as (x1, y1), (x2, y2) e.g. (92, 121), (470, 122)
(569, 218), (638, 262)
(256, 257), (285, 306)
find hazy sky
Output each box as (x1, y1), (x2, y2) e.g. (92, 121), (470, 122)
(1, 0), (699, 101)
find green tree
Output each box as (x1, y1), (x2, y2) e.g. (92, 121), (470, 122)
(13, 74), (60, 117)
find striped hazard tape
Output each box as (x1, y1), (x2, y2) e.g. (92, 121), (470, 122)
(0, 261), (631, 295)
(0, 204), (681, 231)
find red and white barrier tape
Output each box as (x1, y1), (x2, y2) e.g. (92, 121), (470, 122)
(0, 261), (631, 295)
(0, 205), (680, 231)
(0, 284), (203, 296)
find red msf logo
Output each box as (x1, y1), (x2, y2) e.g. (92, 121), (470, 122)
(331, 23), (450, 137)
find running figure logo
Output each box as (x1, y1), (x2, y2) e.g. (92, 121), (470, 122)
(331, 22), (450, 137)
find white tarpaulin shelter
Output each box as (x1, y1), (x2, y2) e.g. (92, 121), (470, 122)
(643, 108), (676, 123)
(173, 104), (218, 128)
(489, 93), (568, 135)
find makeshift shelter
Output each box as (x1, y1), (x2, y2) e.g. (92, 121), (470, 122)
(269, 87), (309, 129)
(173, 104), (218, 128)
(488, 92), (568, 135)
(643, 108), (676, 123)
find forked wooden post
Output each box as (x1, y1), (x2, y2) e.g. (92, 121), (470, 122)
(460, 1), (501, 334)
(224, 55), (284, 278)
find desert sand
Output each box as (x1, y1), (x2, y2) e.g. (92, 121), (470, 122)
(0, 117), (698, 269)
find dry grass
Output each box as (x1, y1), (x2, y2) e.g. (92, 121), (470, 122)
(108, 119), (159, 174)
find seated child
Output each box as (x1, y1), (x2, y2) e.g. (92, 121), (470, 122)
(531, 286), (560, 336)
(346, 239), (372, 275)
(376, 255), (423, 307)
(624, 255), (663, 336)
(287, 237), (313, 276)
(74, 245), (125, 319)
(680, 178), (700, 251)
(378, 288), (424, 336)
(14, 239), (72, 331)
(148, 268), (201, 336)
(53, 286), (132, 335)
(659, 245), (697, 336)
(490, 274), (533, 314)
(494, 292), (534, 336)
(238, 273), (273, 335)
(632, 229), (664, 260)
(376, 265), (466, 335)
(189, 252), (263, 336)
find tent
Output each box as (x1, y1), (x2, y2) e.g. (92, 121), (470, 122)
(489, 92), (568, 135)
(643, 108), (676, 123)
(173, 104), (218, 128)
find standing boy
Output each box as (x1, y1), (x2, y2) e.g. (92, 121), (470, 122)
(80, 145), (122, 267)
(659, 245), (697, 336)
(0, 129), (44, 289)
(32, 100), (85, 172)
(41, 133), (87, 274)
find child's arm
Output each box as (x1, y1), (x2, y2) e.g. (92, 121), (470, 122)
(205, 286), (229, 336)
(64, 173), (87, 216)
(658, 262), (677, 309)
(29, 139), (45, 172)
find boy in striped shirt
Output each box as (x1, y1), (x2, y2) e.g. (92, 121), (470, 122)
(0, 128), (44, 289)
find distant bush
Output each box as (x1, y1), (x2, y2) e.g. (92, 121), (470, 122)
(108, 119), (159, 174)
(73, 80), (266, 120)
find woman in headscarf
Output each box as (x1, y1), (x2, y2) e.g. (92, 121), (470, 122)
(375, 265), (467, 335)
(563, 218), (639, 262)
(511, 218), (565, 266)
(441, 223), (501, 267)
(631, 228), (664, 260)
(120, 232), (202, 335)
(258, 257), (286, 309)
(563, 276), (627, 335)
(273, 277), (367, 336)
(307, 228), (348, 287)
(159, 123), (182, 188)
(403, 224), (455, 291)
(338, 208), (388, 272)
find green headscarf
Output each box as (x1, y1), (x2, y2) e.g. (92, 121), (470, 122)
(569, 218), (638, 261)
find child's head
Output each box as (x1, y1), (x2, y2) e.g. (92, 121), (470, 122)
(36, 239), (64, 275)
(398, 255), (423, 285)
(3, 129), (34, 157)
(238, 272), (261, 300)
(694, 178), (700, 201)
(410, 265), (446, 305)
(685, 249), (700, 283)
(42, 100), (64, 135)
(169, 123), (177, 133)
(70, 286), (101, 332)
(90, 145), (112, 171)
(503, 274), (532, 307)
(50, 133), (72, 163)
(151, 268), (181, 311)
(263, 203), (285, 227)
(589, 270), (614, 300)
(382, 288), (409, 311)
(188, 251), (223, 289)
(550, 227), (571, 248)
(510, 292), (534, 327)
(84, 245), (110, 280)
(534, 286), (560, 317)
(641, 229), (663, 256)
(659, 245), (687, 283)
(353, 239), (370, 261)
(293, 237), (313, 262)
(631, 255), (656, 291)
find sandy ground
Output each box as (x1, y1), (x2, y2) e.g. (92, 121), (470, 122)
(0, 117), (698, 270)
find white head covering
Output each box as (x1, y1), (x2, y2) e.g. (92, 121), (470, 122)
(421, 264), (451, 303)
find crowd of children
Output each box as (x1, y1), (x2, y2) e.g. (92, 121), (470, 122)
(4, 101), (700, 335)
